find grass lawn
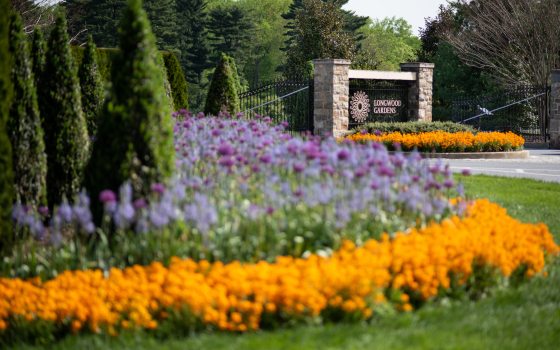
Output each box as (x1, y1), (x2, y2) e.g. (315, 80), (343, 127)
(12, 175), (560, 350)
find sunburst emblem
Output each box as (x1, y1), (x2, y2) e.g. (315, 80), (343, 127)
(350, 91), (370, 123)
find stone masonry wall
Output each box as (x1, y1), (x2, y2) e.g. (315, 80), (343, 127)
(313, 59), (350, 138)
(400, 63), (434, 122)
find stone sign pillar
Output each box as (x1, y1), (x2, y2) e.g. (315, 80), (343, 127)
(400, 62), (434, 122)
(313, 59), (351, 138)
(550, 70), (560, 149)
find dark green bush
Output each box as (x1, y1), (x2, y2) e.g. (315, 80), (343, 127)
(204, 53), (240, 116)
(7, 13), (47, 206)
(352, 121), (476, 135)
(163, 52), (189, 111)
(78, 35), (104, 137)
(30, 28), (46, 102)
(39, 11), (90, 207)
(0, 0), (13, 247)
(85, 0), (175, 220)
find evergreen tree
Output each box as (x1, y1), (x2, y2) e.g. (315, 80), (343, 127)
(163, 52), (189, 111)
(78, 35), (104, 137)
(208, 5), (253, 62)
(8, 12), (47, 207)
(65, 0), (126, 48)
(40, 11), (89, 207)
(30, 28), (46, 93)
(85, 0), (175, 218)
(285, 0), (355, 77)
(282, 0), (367, 52)
(143, 0), (178, 52)
(0, 0), (14, 245)
(176, 0), (212, 85)
(204, 53), (240, 116)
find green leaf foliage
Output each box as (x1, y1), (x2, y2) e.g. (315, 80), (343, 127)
(143, 0), (178, 51)
(39, 11), (90, 207)
(285, 0), (355, 77)
(0, 0), (14, 247)
(352, 121), (476, 135)
(78, 35), (105, 137)
(163, 52), (189, 111)
(353, 17), (421, 71)
(204, 53), (240, 116)
(7, 13), (47, 207)
(85, 0), (175, 219)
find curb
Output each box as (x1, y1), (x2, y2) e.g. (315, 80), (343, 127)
(418, 150), (529, 160)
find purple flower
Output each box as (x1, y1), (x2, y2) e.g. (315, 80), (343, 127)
(99, 190), (117, 204)
(462, 169), (472, 176)
(219, 156), (235, 168)
(134, 198), (147, 209)
(337, 149), (350, 161)
(293, 163), (305, 173)
(151, 183), (166, 194)
(217, 143), (235, 156)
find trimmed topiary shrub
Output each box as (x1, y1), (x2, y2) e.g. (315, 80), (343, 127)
(162, 52), (188, 111)
(85, 0), (175, 220)
(352, 121), (476, 135)
(0, 0), (14, 249)
(204, 53), (240, 116)
(30, 28), (46, 102)
(7, 13), (47, 207)
(78, 35), (104, 138)
(39, 11), (90, 207)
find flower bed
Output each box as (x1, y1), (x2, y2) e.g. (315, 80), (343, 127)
(7, 113), (463, 278)
(1, 200), (557, 339)
(346, 131), (525, 152)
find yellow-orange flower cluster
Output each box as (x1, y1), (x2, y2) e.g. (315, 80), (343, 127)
(346, 131), (525, 152)
(0, 200), (557, 335)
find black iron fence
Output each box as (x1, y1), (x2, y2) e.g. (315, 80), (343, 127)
(348, 79), (410, 130)
(239, 76), (314, 133)
(452, 85), (549, 143)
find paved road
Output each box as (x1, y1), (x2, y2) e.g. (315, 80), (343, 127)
(431, 149), (560, 183)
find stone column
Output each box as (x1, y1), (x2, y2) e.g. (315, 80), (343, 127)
(313, 59), (351, 138)
(400, 62), (434, 122)
(550, 70), (560, 148)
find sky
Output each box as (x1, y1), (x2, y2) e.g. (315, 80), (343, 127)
(343, 0), (448, 35)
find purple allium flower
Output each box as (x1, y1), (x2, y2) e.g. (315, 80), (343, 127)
(443, 179), (455, 189)
(293, 163), (305, 173)
(259, 154), (272, 164)
(99, 190), (117, 204)
(38, 206), (49, 217)
(218, 143), (235, 156)
(134, 198), (147, 209)
(151, 183), (166, 194)
(462, 169), (472, 176)
(337, 149), (350, 161)
(219, 156), (235, 168)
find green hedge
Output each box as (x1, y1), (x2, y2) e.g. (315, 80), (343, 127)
(71, 47), (186, 111)
(351, 121), (476, 135)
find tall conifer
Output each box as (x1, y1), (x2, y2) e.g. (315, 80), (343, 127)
(8, 13), (47, 207)
(0, 0), (14, 248)
(40, 11), (89, 206)
(204, 53), (240, 116)
(78, 35), (104, 137)
(86, 0), (175, 220)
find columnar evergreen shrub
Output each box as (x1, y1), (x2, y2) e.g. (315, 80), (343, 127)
(40, 11), (89, 207)
(78, 35), (104, 137)
(162, 52), (189, 111)
(204, 53), (240, 116)
(30, 28), (46, 99)
(85, 0), (175, 218)
(8, 13), (47, 206)
(0, 0), (14, 248)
